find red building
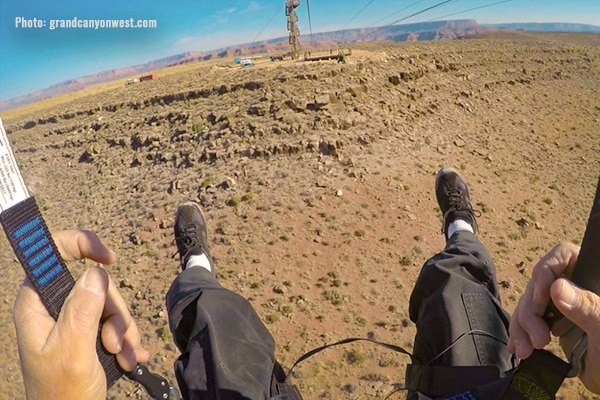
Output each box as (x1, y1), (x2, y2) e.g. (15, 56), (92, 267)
(139, 74), (157, 82)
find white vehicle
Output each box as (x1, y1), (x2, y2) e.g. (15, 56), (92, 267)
(240, 58), (253, 67)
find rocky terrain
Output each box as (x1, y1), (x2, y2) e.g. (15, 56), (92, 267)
(1, 31), (600, 399)
(0, 19), (490, 112)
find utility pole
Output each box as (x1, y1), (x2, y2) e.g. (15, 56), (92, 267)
(286, 0), (301, 59)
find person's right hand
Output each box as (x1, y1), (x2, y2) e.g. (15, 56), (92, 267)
(13, 230), (150, 400)
(508, 242), (600, 393)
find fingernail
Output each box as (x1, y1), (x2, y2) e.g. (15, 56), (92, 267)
(82, 268), (104, 295)
(558, 280), (577, 310)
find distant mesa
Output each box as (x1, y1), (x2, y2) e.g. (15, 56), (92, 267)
(483, 22), (600, 33)
(1, 19), (599, 112)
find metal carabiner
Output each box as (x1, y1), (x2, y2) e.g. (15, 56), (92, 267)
(127, 364), (181, 400)
(567, 334), (587, 378)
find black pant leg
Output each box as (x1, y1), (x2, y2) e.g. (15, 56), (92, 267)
(166, 267), (275, 400)
(408, 231), (513, 371)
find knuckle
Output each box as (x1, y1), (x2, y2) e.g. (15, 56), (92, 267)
(70, 301), (100, 330)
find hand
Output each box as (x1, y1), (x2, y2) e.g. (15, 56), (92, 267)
(508, 242), (600, 393)
(13, 230), (150, 400)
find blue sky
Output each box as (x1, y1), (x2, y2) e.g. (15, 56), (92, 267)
(1, 0), (599, 101)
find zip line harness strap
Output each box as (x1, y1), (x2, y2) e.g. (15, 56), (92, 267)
(1, 197), (177, 399)
(272, 336), (571, 400)
(1, 197), (124, 387)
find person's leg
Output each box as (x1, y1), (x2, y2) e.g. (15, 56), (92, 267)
(409, 230), (511, 368)
(165, 202), (275, 400)
(406, 169), (515, 397)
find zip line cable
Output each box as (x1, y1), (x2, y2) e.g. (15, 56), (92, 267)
(250, 0), (514, 53)
(427, 0), (515, 21)
(368, 0), (429, 27)
(340, 0), (378, 30)
(253, 8), (279, 42)
(306, 0), (314, 45)
(350, 0), (458, 43)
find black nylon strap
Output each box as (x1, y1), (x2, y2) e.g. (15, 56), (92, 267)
(506, 349), (570, 400)
(1, 197), (123, 387)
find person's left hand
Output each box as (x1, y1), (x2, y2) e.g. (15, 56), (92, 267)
(13, 230), (150, 400)
(508, 242), (600, 393)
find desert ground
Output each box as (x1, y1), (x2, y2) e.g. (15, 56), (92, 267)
(1, 31), (599, 399)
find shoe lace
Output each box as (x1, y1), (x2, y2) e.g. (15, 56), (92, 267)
(442, 188), (481, 232)
(171, 224), (201, 260)
(447, 188), (470, 212)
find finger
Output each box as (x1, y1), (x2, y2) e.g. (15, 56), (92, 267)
(101, 276), (133, 352)
(531, 243), (579, 308)
(509, 324), (535, 359)
(516, 281), (552, 349)
(101, 276), (149, 371)
(552, 278), (600, 337)
(50, 267), (108, 351)
(508, 298), (536, 358)
(103, 313), (149, 370)
(53, 230), (117, 264)
(13, 278), (56, 352)
(115, 322), (150, 371)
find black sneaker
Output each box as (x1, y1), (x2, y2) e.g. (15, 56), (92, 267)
(435, 167), (478, 237)
(173, 202), (214, 271)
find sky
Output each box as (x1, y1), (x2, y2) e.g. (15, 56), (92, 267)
(1, 0), (599, 101)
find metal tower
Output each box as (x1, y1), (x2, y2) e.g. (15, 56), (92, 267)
(286, 0), (301, 59)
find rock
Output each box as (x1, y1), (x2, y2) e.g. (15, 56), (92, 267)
(129, 232), (140, 245)
(314, 94), (331, 106)
(79, 150), (93, 163)
(168, 180), (179, 194)
(388, 75), (401, 85)
(217, 177), (236, 190)
(499, 280), (512, 289)
(164, 343), (177, 353)
(454, 139), (465, 147)
(119, 280), (134, 290)
(336, 189), (343, 197)
(273, 285), (287, 294)
(516, 218), (529, 227)
(23, 120), (36, 129)
(130, 156), (143, 167)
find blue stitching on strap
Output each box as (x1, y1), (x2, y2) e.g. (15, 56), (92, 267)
(22, 236), (50, 258)
(13, 217), (41, 239)
(17, 227), (45, 249)
(31, 254), (58, 278)
(38, 264), (63, 286)
(27, 246), (53, 269)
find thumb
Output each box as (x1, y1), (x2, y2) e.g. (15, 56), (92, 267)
(552, 278), (600, 336)
(54, 267), (108, 350)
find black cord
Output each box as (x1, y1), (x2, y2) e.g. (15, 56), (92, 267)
(427, 0), (515, 22)
(427, 329), (509, 365)
(341, 0), (378, 30)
